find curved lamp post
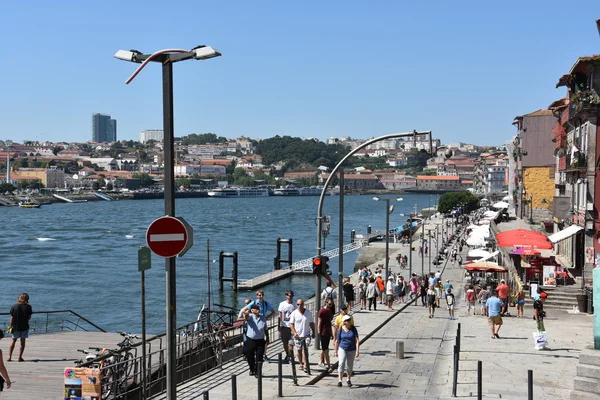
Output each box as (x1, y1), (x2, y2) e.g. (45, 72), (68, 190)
(372, 196), (403, 280)
(115, 45), (221, 400)
(314, 130), (433, 349)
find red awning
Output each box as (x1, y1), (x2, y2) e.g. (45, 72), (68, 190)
(496, 229), (552, 249)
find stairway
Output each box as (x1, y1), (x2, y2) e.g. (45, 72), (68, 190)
(540, 285), (584, 311)
(571, 348), (600, 399)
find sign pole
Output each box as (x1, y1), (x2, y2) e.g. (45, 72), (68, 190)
(138, 246), (152, 399)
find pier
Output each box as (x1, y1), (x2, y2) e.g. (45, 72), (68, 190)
(237, 232), (381, 290)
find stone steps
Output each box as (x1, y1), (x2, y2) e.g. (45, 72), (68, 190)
(570, 348), (600, 399)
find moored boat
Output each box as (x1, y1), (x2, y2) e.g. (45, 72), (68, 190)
(207, 187), (270, 198)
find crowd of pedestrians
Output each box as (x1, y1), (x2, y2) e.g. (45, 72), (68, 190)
(236, 207), (556, 386)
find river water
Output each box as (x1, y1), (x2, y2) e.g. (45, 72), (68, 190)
(0, 193), (437, 333)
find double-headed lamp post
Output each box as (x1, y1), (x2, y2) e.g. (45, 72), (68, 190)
(372, 197), (403, 280)
(115, 45), (221, 400)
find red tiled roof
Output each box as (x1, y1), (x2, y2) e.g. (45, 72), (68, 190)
(524, 109), (553, 117)
(417, 175), (460, 181)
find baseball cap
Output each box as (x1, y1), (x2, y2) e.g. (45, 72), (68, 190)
(540, 292), (547, 298)
(342, 315), (352, 322)
(388, 276), (394, 280)
(500, 279), (505, 283)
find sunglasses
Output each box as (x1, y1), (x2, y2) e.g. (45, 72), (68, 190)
(286, 294), (294, 297)
(256, 294), (264, 297)
(296, 303), (304, 306)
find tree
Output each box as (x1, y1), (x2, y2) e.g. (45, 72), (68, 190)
(0, 183), (16, 193)
(438, 191), (479, 214)
(175, 178), (191, 188)
(52, 146), (64, 156)
(133, 173), (155, 188)
(106, 182), (113, 191)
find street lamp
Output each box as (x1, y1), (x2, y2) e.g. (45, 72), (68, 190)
(115, 45), (221, 400)
(372, 196), (403, 280)
(5, 140), (12, 184)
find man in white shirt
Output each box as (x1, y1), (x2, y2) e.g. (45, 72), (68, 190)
(386, 276), (395, 310)
(278, 290), (296, 363)
(289, 299), (315, 372)
(321, 282), (337, 303)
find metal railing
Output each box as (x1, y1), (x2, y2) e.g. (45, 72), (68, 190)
(0, 310), (106, 333)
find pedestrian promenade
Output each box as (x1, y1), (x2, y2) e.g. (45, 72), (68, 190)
(157, 226), (469, 400)
(165, 219), (594, 400)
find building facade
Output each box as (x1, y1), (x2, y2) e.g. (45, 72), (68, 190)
(140, 130), (164, 143)
(551, 55), (600, 284)
(92, 113), (117, 143)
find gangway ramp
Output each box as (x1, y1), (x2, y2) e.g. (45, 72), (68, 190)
(237, 240), (368, 290)
(53, 193), (87, 203)
(93, 192), (113, 201)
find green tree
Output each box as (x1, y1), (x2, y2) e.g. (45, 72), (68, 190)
(106, 182), (114, 191)
(52, 146), (64, 156)
(133, 173), (155, 187)
(0, 183), (16, 193)
(175, 178), (191, 188)
(96, 177), (106, 188)
(438, 191), (479, 214)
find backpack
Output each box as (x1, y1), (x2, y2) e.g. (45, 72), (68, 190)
(324, 288), (334, 301)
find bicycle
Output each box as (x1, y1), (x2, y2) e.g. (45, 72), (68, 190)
(89, 332), (140, 398)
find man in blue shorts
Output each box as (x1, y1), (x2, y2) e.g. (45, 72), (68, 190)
(486, 290), (503, 339)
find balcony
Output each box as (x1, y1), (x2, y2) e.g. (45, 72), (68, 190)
(563, 153), (587, 173)
(568, 89), (600, 118)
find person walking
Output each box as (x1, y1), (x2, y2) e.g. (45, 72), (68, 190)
(289, 299), (315, 372)
(466, 284), (476, 316)
(478, 286), (490, 316)
(410, 274), (419, 306)
(278, 290), (296, 363)
(317, 300), (333, 369)
(395, 275), (405, 304)
(245, 290), (276, 361)
(427, 285), (437, 318)
(366, 277), (379, 311)
(242, 304), (267, 377)
(342, 277), (355, 310)
(334, 315), (359, 387)
(385, 276), (395, 310)
(321, 282), (337, 304)
(8, 293), (32, 362)
(333, 305), (354, 347)
(516, 288), (526, 318)
(496, 279), (510, 316)
(376, 275), (386, 304)
(420, 279), (428, 307)
(533, 292), (547, 332)
(358, 282), (367, 310)
(486, 290), (503, 339)
(446, 288), (456, 320)
(0, 330), (11, 391)
(237, 298), (253, 359)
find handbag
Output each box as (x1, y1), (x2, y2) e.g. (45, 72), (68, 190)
(6, 326), (12, 334)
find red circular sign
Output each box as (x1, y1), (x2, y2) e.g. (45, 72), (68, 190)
(146, 216), (189, 258)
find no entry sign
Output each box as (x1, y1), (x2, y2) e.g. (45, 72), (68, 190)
(146, 216), (193, 258)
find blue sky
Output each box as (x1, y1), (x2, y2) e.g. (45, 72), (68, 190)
(2, 1), (599, 146)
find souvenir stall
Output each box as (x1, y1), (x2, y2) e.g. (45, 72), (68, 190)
(516, 253), (566, 287)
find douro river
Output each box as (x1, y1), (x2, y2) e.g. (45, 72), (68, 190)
(1, 193), (437, 333)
